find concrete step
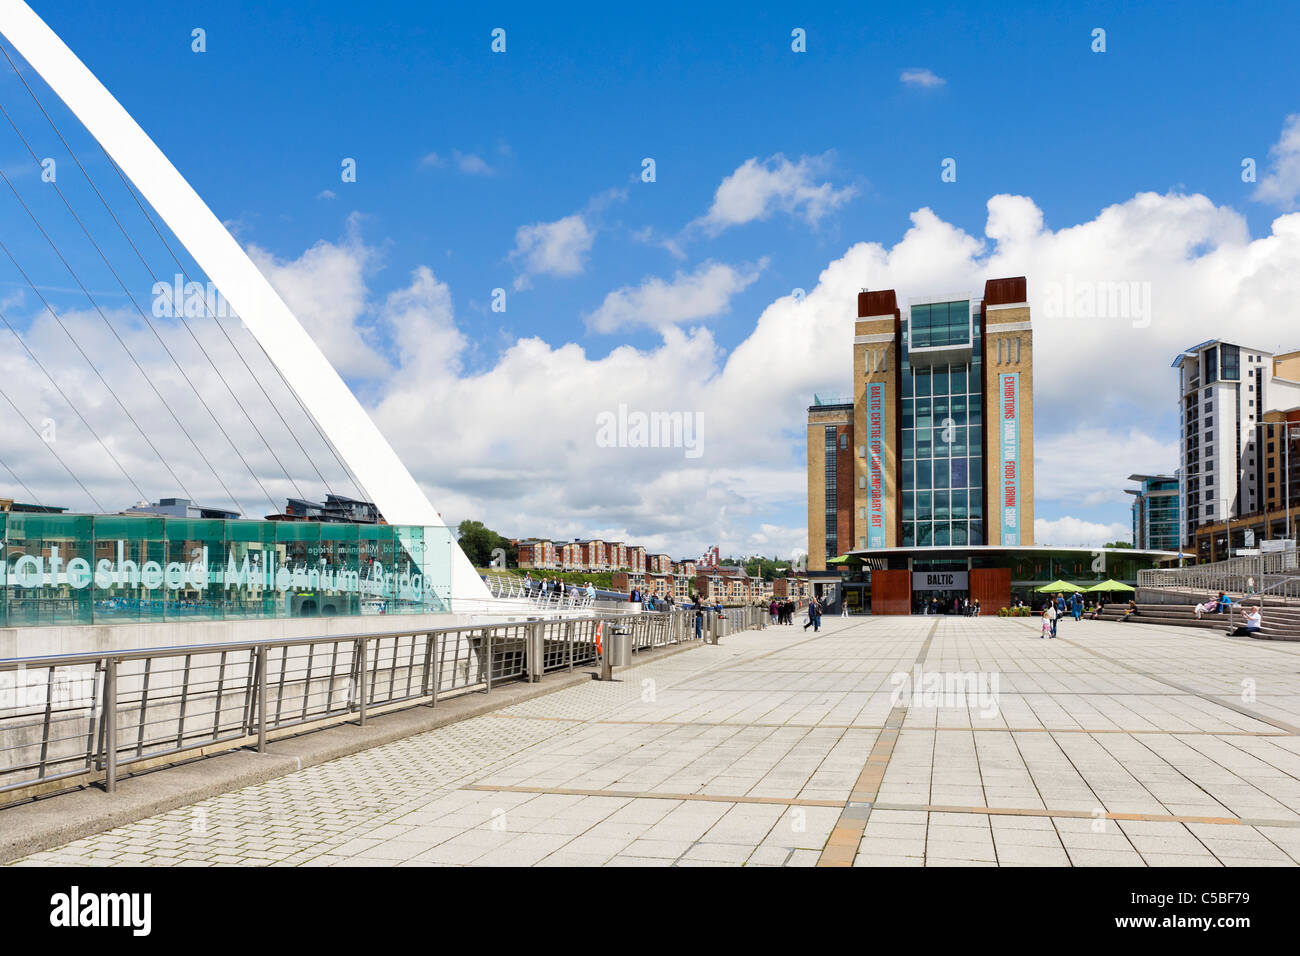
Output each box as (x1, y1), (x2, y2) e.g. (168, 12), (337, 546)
(1096, 605), (1300, 638)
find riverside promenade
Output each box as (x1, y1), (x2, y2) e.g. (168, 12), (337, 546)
(9, 614), (1300, 867)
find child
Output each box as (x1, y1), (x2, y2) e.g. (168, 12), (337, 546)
(1041, 602), (1056, 639)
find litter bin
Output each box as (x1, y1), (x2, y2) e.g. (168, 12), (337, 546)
(607, 626), (632, 666)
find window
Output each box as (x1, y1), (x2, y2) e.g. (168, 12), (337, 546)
(1221, 343), (1240, 381)
(909, 301), (971, 349)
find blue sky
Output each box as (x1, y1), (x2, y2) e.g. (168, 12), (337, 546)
(3, 0), (1300, 557)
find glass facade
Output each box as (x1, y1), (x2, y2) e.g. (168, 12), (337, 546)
(909, 300), (971, 349)
(1220, 343), (1240, 382)
(1132, 477), (1181, 552)
(0, 514), (454, 627)
(900, 302), (985, 547)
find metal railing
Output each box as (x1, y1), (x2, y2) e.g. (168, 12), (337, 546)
(482, 572), (602, 611)
(0, 607), (764, 806)
(1138, 549), (1300, 601)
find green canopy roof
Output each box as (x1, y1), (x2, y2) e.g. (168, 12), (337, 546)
(1035, 579), (1082, 593)
(1084, 579), (1135, 592)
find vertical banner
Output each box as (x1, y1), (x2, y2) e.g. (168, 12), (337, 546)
(999, 372), (1020, 545)
(867, 383), (886, 548)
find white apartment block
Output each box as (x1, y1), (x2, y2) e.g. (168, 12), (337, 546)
(1172, 340), (1300, 545)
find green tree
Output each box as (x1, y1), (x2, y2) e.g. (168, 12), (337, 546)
(457, 520), (516, 567)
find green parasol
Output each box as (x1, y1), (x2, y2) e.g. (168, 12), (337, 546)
(1084, 579), (1135, 593)
(1035, 579), (1081, 593)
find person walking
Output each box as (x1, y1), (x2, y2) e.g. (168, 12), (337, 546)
(1041, 600), (1057, 639)
(1053, 594), (1066, 636)
(1071, 592), (1083, 622)
(692, 595), (704, 641)
(803, 597), (820, 631)
(769, 599), (779, 624)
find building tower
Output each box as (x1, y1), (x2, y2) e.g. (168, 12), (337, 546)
(807, 276), (1034, 572)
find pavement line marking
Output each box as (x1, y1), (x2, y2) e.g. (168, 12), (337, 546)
(868, 802), (1252, 826)
(816, 622), (940, 867)
(455, 786), (1298, 828)
(460, 784), (842, 808)
(491, 715), (1290, 736)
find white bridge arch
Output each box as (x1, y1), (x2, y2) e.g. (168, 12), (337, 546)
(0, 0), (489, 603)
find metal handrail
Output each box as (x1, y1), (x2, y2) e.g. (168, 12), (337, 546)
(0, 606), (766, 805)
(1139, 548), (1300, 599)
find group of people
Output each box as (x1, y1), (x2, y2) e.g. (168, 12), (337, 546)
(1040, 592), (1087, 638)
(768, 598), (800, 625)
(1193, 592), (1263, 635)
(1193, 592), (1233, 619)
(522, 574), (596, 602)
(918, 596), (982, 616)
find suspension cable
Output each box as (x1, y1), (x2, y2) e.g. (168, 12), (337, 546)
(0, 39), (368, 506)
(0, 41), (329, 511)
(0, 304), (133, 508)
(0, 96), (258, 515)
(0, 378), (106, 511)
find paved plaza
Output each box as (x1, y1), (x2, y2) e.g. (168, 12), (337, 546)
(10, 614), (1300, 867)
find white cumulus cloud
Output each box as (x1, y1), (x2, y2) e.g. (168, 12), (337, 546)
(693, 153), (857, 234)
(1034, 516), (1131, 548)
(1253, 113), (1300, 210)
(900, 68), (945, 88)
(509, 213), (594, 290)
(585, 260), (764, 333)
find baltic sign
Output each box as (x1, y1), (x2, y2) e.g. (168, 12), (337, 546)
(867, 382), (886, 549)
(912, 571), (969, 591)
